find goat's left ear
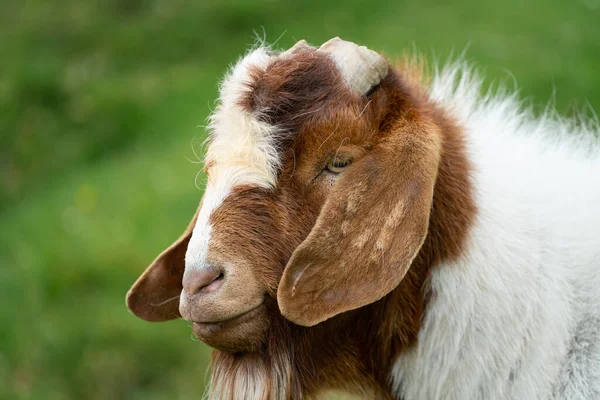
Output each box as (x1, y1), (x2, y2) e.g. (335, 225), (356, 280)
(278, 125), (440, 326)
(126, 202), (201, 322)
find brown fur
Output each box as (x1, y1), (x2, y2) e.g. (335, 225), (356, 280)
(127, 47), (476, 398)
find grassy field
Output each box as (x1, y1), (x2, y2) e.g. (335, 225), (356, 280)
(1, 0), (599, 398)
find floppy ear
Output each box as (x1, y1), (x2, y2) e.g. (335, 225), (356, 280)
(126, 202), (201, 322)
(278, 126), (440, 326)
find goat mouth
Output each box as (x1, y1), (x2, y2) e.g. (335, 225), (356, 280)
(191, 304), (267, 352)
(193, 304), (263, 329)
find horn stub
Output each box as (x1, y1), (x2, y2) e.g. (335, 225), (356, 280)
(318, 37), (388, 95)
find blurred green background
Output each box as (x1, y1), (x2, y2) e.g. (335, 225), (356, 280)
(1, 0), (598, 398)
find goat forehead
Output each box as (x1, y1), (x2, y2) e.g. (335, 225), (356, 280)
(188, 46), (350, 268)
(206, 45), (347, 177)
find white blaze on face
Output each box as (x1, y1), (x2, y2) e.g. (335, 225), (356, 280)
(185, 47), (281, 272)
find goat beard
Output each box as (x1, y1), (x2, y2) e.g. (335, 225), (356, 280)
(206, 305), (388, 399)
(207, 314), (303, 400)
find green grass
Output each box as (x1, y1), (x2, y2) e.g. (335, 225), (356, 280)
(1, 0), (599, 398)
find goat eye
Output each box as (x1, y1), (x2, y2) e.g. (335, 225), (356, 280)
(325, 158), (351, 174)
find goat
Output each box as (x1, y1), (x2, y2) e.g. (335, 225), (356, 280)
(126, 38), (600, 399)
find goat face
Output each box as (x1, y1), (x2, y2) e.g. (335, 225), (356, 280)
(126, 38), (442, 354)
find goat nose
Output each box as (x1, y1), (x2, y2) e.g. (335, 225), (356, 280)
(182, 265), (224, 297)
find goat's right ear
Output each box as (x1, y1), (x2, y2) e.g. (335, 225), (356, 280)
(278, 125), (441, 327)
(126, 202), (201, 322)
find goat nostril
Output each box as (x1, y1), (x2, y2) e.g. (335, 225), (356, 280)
(182, 265), (224, 297)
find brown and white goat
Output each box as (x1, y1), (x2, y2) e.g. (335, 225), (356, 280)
(126, 38), (600, 399)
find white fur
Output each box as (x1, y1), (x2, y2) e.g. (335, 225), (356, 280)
(391, 64), (600, 399)
(186, 47), (279, 272)
(207, 353), (292, 400)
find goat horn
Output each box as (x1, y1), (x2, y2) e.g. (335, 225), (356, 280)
(318, 37), (388, 95)
(281, 39), (312, 57)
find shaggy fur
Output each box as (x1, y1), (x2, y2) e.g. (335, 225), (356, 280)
(391, 63), (600, 400)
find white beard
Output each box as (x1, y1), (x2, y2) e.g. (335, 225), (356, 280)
(207, 351), (294, 400)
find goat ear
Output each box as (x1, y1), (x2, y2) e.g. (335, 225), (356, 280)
(278, 128), (440, 326)
(126, 202), (201, 322)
